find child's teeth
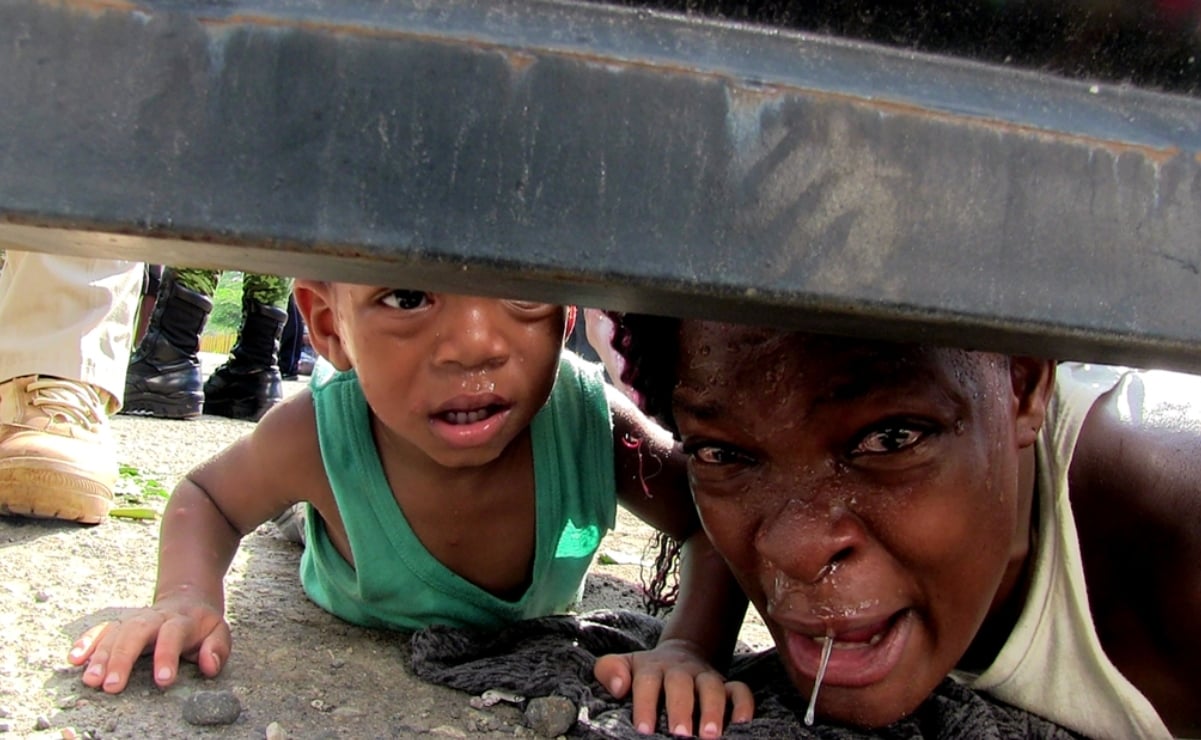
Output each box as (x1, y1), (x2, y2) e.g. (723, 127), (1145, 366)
(448, 409), (488, 424)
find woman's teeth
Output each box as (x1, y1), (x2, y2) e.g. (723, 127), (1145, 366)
(830, 630), (885, 649)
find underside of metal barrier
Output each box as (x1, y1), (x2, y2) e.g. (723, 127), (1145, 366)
(1, 0), (1199, 370)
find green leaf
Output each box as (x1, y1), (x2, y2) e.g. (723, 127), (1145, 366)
(109, 507), (158, 520)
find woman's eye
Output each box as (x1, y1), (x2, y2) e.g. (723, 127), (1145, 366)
(381, 290), (430, 310)
(687, 444), (753, 467)
(853, 425), (929, 455)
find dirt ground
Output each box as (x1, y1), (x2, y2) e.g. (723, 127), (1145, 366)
(0, 355), (769, 739)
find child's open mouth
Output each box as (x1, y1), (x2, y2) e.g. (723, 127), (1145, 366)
(430, 396), (513, 449)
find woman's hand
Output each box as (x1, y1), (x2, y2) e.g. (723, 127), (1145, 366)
(595, 638), (754, 737)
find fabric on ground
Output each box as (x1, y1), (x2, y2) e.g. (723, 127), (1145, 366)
(410, 609), (1082, 739)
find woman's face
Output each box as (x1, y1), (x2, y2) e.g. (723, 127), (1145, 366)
(671, 321), (1037, 727)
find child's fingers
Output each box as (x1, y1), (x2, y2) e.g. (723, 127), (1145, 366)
(68, 622), (110, 665)
(726, 680), (755, 724)
(692, 672), (729, 739)
(151, 618), (192, 687)
(196, 621), (232, 678)
(90, 617), (159, 694)
(629, 668), (665, 735)
(74, 623), (126, 690)
(661, 669), (697, 737)
(593, 653), (634, 699)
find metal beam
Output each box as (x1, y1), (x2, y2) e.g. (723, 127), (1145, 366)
(1, 0), (1199, 370)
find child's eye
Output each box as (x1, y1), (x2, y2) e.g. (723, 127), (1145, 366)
(504, 300), (558, 317)
(381, 290), (430, 310)
(851, 424), (930, 456)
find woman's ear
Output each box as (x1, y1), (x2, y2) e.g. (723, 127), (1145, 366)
(563, 305), (577, 343)
(293, 280), (352, 372)
(1011, 357), (1057, 448)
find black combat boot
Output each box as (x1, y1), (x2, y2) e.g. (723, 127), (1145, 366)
(202, 297), (287, 421)
(121, 273), (213, 419)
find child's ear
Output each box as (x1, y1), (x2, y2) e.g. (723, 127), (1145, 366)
(1010, 357), (1057, 448)
(293, 280), (352, 372)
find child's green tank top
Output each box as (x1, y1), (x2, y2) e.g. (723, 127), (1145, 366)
(299, 351), (617, 631)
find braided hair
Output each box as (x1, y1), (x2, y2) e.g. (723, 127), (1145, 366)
(604, 311), (688, 616)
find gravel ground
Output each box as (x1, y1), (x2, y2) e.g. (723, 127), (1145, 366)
(0, 354), (768, 739)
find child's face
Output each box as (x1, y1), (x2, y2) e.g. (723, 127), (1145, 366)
(309, 284), (567, 469)
(670, 320), (1045, 727)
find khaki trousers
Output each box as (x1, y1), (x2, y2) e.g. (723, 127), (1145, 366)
(0, 251), (142, 410)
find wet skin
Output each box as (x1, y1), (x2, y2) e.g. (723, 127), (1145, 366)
(670, 322), (1050, 727)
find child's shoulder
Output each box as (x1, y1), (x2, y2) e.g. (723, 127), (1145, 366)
(193, 388), (324, 511)
(250, 389), (321, 455)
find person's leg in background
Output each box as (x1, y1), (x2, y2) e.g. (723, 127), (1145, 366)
(0, 251), (142, 524)
(277, 292), (304, 381)
(202, 272), (292, 420)
(133, 264), (163, 347)
(122, 267), (216, 420)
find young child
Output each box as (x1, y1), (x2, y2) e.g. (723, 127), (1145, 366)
(594, 310), (1200, 738)
(68, 283), (752, 739)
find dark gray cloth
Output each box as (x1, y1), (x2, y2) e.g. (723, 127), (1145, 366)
(410, 609), (1081, 739)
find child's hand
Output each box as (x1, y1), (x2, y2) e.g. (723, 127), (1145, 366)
(594, 639), (754, 738)
(67, 597), (231, 694)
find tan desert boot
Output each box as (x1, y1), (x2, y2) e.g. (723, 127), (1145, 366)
(0, 375), (116, 524)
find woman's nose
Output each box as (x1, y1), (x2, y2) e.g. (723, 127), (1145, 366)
(432, 300), (510, 370)
(755, 497), (861, 585)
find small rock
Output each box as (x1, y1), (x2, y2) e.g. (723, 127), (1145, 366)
(0, 722), (11, 733)
(264, 721), (287, 740)
(0, 708), (9, 719)
(330, 706), (362, 718)
(57, 695), (79, 709)
(523, 696), (576, 738)
(60, 728), (77, 739)
(465, 708), (501, 733)
(429, 726), (467, 738)
(35, 715), (51, 731)
(182, 689), (242, 726)
(35, 589), (50, 602)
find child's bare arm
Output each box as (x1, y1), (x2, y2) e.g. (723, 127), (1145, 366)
(68, 392), (322, 693)
(599, 385), (752, 738)
(1071, 369), (1201, 734)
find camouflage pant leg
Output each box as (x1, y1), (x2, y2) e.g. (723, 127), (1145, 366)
(169, 267), (220, 297)
(242, 272), (293, 310)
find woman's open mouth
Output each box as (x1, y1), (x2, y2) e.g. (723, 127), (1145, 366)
(783, 609), (913, 689)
